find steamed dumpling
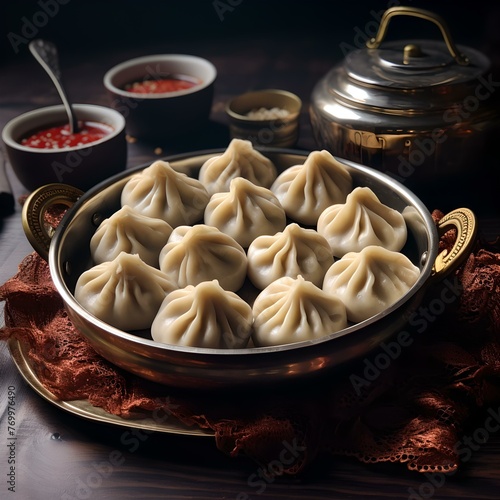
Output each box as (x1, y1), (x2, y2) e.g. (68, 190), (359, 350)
(74, 252), (177, 331)
(252, 275), (347, 347)
(204, 177), (286, 248)
(151, 280), (253, 349)
(90, 205), (173, 267)
(322, 245), (420, 323)
(198, 138), (277, 196)
(247, 223), (334, 290)
(271, 150), (352, 225)
(121, 160), (209, 227)
(317, 187), (407, 257)
(159, 225), (247, 291)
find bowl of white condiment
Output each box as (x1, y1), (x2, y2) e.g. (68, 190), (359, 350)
(225, 89), (302, 148)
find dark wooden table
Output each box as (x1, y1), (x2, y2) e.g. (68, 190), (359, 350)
(2, 2), (500, 498)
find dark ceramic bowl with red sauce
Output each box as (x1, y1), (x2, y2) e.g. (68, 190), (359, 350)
(103, 54), (217, 140)
(2, 104), (127, 192)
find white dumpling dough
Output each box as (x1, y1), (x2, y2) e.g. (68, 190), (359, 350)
(74, 252), (177, 331)
(204, 177), (286, 248)
(252, 275), (347, 347)
(90, 205), (173, 267)
(271, 150), (352, 225)
(159, 225), (247, 291)
(247, 223), (334, 290)
(322, 245), (420, 323)
(121, 160), (209, 227)
(198, 138), (277, 196)
(317, 187), (407, 257)
(151, 280), (253, 349)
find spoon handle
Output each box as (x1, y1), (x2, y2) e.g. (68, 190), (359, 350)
(29, 39), (79, 134)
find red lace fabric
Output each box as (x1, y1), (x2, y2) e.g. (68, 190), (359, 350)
(1, 210), (499, 476)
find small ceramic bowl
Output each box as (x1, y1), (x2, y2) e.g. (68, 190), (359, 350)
(2, 104), (127, 192)
(103, 54), (217, 140)
(225, 89), (302, 148)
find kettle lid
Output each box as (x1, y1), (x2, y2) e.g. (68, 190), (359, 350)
(345, 39), (489, 89)
(325, 6), (492, 111)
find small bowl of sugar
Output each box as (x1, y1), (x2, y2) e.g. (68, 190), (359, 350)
(225, 89), (302, 148)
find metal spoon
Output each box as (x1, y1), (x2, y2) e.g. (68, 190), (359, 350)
(29, 39), (79, 134)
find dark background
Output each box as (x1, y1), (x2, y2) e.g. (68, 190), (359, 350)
(1, 0), (498, 65)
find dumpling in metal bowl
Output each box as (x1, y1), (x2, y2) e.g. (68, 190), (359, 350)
(247, 223), (333, 290)
(74, 252), (177, 331)
(271, 149), (352, 226)
(198, 138), (277, 196)
(322, 245), (420, 323)
(252, 275), (347, 347)
(159, 224), (247, 292)
(204, 177), (286, 248)
(90, 205), (173, 267)
(151, 280), (253, 349)
(121, 160), (209, 227)
(317, 187), (407, 258)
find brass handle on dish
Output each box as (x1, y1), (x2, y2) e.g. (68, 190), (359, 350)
(22, 183), (84, 261)
(432, 208), (477, 278)
(366, 6), (469, 66)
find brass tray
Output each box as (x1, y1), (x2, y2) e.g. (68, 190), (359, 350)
(8, 336), (214, 437)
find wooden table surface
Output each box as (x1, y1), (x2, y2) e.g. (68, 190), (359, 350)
(1, 1), (500, 498)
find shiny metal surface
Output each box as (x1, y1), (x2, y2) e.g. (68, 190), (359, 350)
(22, 184), (84, 261)
(26, 149), (474, 389)
(339, 41), (488, 97)
(432, 208), (476, 276)
(8, 337), (213, 436)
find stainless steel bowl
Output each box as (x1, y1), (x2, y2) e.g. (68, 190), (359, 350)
(22, 148), (476, 389)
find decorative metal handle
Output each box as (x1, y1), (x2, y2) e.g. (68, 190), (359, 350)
(366, 6), (469, 66)
(432, 208), (477, 278)
(22, 183), (83, 261)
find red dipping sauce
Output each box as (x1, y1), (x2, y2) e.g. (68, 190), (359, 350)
(125, 77), (200, 94)
(21, 121), (113, 149)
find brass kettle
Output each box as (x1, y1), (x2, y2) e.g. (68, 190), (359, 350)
(310, 6), (500, 214)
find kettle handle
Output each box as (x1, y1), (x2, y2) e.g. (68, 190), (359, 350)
(366, 6), (469, 66)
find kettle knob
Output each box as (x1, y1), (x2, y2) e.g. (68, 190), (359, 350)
(403, 43), (424, 64)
